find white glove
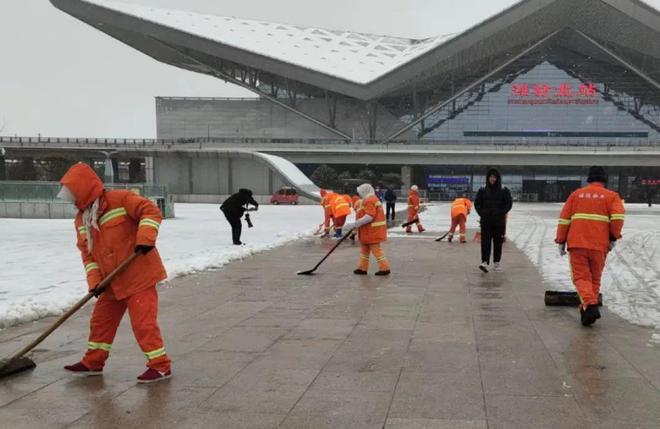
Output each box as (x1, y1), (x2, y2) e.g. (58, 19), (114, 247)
(608, 241), (616, 251)
(557, 242), (567, 256)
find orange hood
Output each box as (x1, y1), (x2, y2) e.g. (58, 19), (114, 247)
(60, 162), (105, 210)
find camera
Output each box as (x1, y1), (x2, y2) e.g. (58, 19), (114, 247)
(244, 212), (254, 228)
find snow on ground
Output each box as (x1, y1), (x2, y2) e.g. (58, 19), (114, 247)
(0, 204), (321, 329)
(2, 201), (659, 343)
(507, 203), (660, 343)
(394, 202), (660, 343)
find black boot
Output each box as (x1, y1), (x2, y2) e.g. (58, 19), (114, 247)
(375, 270), (391, 276)
(353, 269), (368, 275)
(581, 305), (600, 326)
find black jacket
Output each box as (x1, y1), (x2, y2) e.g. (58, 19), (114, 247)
(221, 189), (259, 218)
(384, 189), (397, 203)
(474, 168), (512, 221)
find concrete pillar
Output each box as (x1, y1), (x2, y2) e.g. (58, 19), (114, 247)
(128, 158), (143, 183)
(618, 172), (628, 199)
(401, 165), (412, 191)
(188, 157), (194, 194)
(227, 157), (233, 194)
(0, 155), (5, 180)
(145, 157), (154, 184)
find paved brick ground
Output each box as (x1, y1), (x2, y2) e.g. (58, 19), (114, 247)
(1, 232), (659, 428)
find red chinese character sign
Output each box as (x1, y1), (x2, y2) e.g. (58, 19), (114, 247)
(508, 82), (600, 105)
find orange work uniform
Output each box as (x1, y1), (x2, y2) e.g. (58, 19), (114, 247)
(332, 194), (352, 229)
(555, 183), (625, 308)
(60, 163), (170, 372)
(320, 190), (336, 232)
(448, 198), (472, 243)
(357, 195), (390, 272)
(406, 190), (425, 233)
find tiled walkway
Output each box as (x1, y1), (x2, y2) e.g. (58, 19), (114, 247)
(1, 233), (659, 428)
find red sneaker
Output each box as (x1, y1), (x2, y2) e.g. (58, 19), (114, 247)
(64, 361), (103, 376)
(137, 368), (172, 384)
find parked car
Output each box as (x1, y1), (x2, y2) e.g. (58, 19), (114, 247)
(271, 187), (299, 205)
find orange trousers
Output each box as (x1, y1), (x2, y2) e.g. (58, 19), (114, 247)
(334, 216), (346, 228)
(569, 248), (606, 309)
(405, 212), (424, 232)
(359, 243), (390, 272)
(448, 214), (467, 242)
(82, 286), (170, 372)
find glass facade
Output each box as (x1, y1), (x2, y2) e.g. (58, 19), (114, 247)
(378, 38), (660, 144)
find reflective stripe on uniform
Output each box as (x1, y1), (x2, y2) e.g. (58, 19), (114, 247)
(99, 207), (127, 225)
(139, 218), (160, 231)
(375, 202), (382, 207)
(87, 341), (111, 351)
(78, 226), (87, 235)
(571, 213), (610, 223)
(85, 262), (99, 273)
(144, 347), (167, 360)
(557, 218), (571, 225)
(610, 214), (625, 221)
(371, 221), (387, 227)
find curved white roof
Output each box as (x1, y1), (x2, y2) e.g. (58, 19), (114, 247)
(86, 0), (460, 84)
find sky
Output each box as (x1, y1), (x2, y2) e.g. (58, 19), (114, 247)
(0, 0), (658, 138)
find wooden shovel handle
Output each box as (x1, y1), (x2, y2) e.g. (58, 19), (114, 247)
(8, 252), (139, 361)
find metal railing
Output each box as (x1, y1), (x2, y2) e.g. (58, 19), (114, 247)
(2, 135), (660, 152)
(0, 181), (168, 202)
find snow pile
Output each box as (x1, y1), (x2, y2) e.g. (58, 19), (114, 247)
(0, 204), (321, 329)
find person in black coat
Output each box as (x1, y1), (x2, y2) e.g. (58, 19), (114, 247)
(220, 188), (259, 245)
(474, 168), (512, 272)
(384, 188), (397, 220)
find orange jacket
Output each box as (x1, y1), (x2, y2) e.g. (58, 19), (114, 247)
(60, 163), (167, 300)
(408, 191), (420, 217)
(351, 195), (361, 210)
(451, 198), (472, 219)
(555, 183), (625, 252)
(332, 194), (352, 218)
(357, 195), (387, 244)
(320, 191), (335, 227)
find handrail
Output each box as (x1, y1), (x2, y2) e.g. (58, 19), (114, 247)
(1, 135), (659, 148)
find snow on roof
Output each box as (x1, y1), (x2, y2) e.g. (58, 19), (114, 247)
(85, 0), (462, 84)
(640, 0), (660, 11)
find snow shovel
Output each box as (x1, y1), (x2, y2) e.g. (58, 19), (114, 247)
(298, 229), (355, 275)
(544, 291), (603, 307)
(0, 252), (139, 379)
(401, 218), (419, 229)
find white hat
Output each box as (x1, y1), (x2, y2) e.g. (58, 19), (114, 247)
(357, 183), (375, 199)
(410, 185), (418, 191)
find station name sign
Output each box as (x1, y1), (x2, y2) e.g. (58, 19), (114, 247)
(508, 82), (600, 105)
(641, 179), (660, 185)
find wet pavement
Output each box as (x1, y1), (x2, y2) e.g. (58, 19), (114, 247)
(0, 232), (659, 428)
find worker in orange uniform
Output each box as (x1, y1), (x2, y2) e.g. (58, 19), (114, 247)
(343, 184), (390, 276)
(332, 193), (353, 238)
(57, 162), (171, 383)
(448, 195), (472, 243)
(555, 166), (625, 326)
(349, 194), (362, 241)
(319, 189), (336, 237)
(406, 185), (425, 233)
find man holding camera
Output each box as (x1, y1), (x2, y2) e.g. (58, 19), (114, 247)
(220, 188), (259, 245)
